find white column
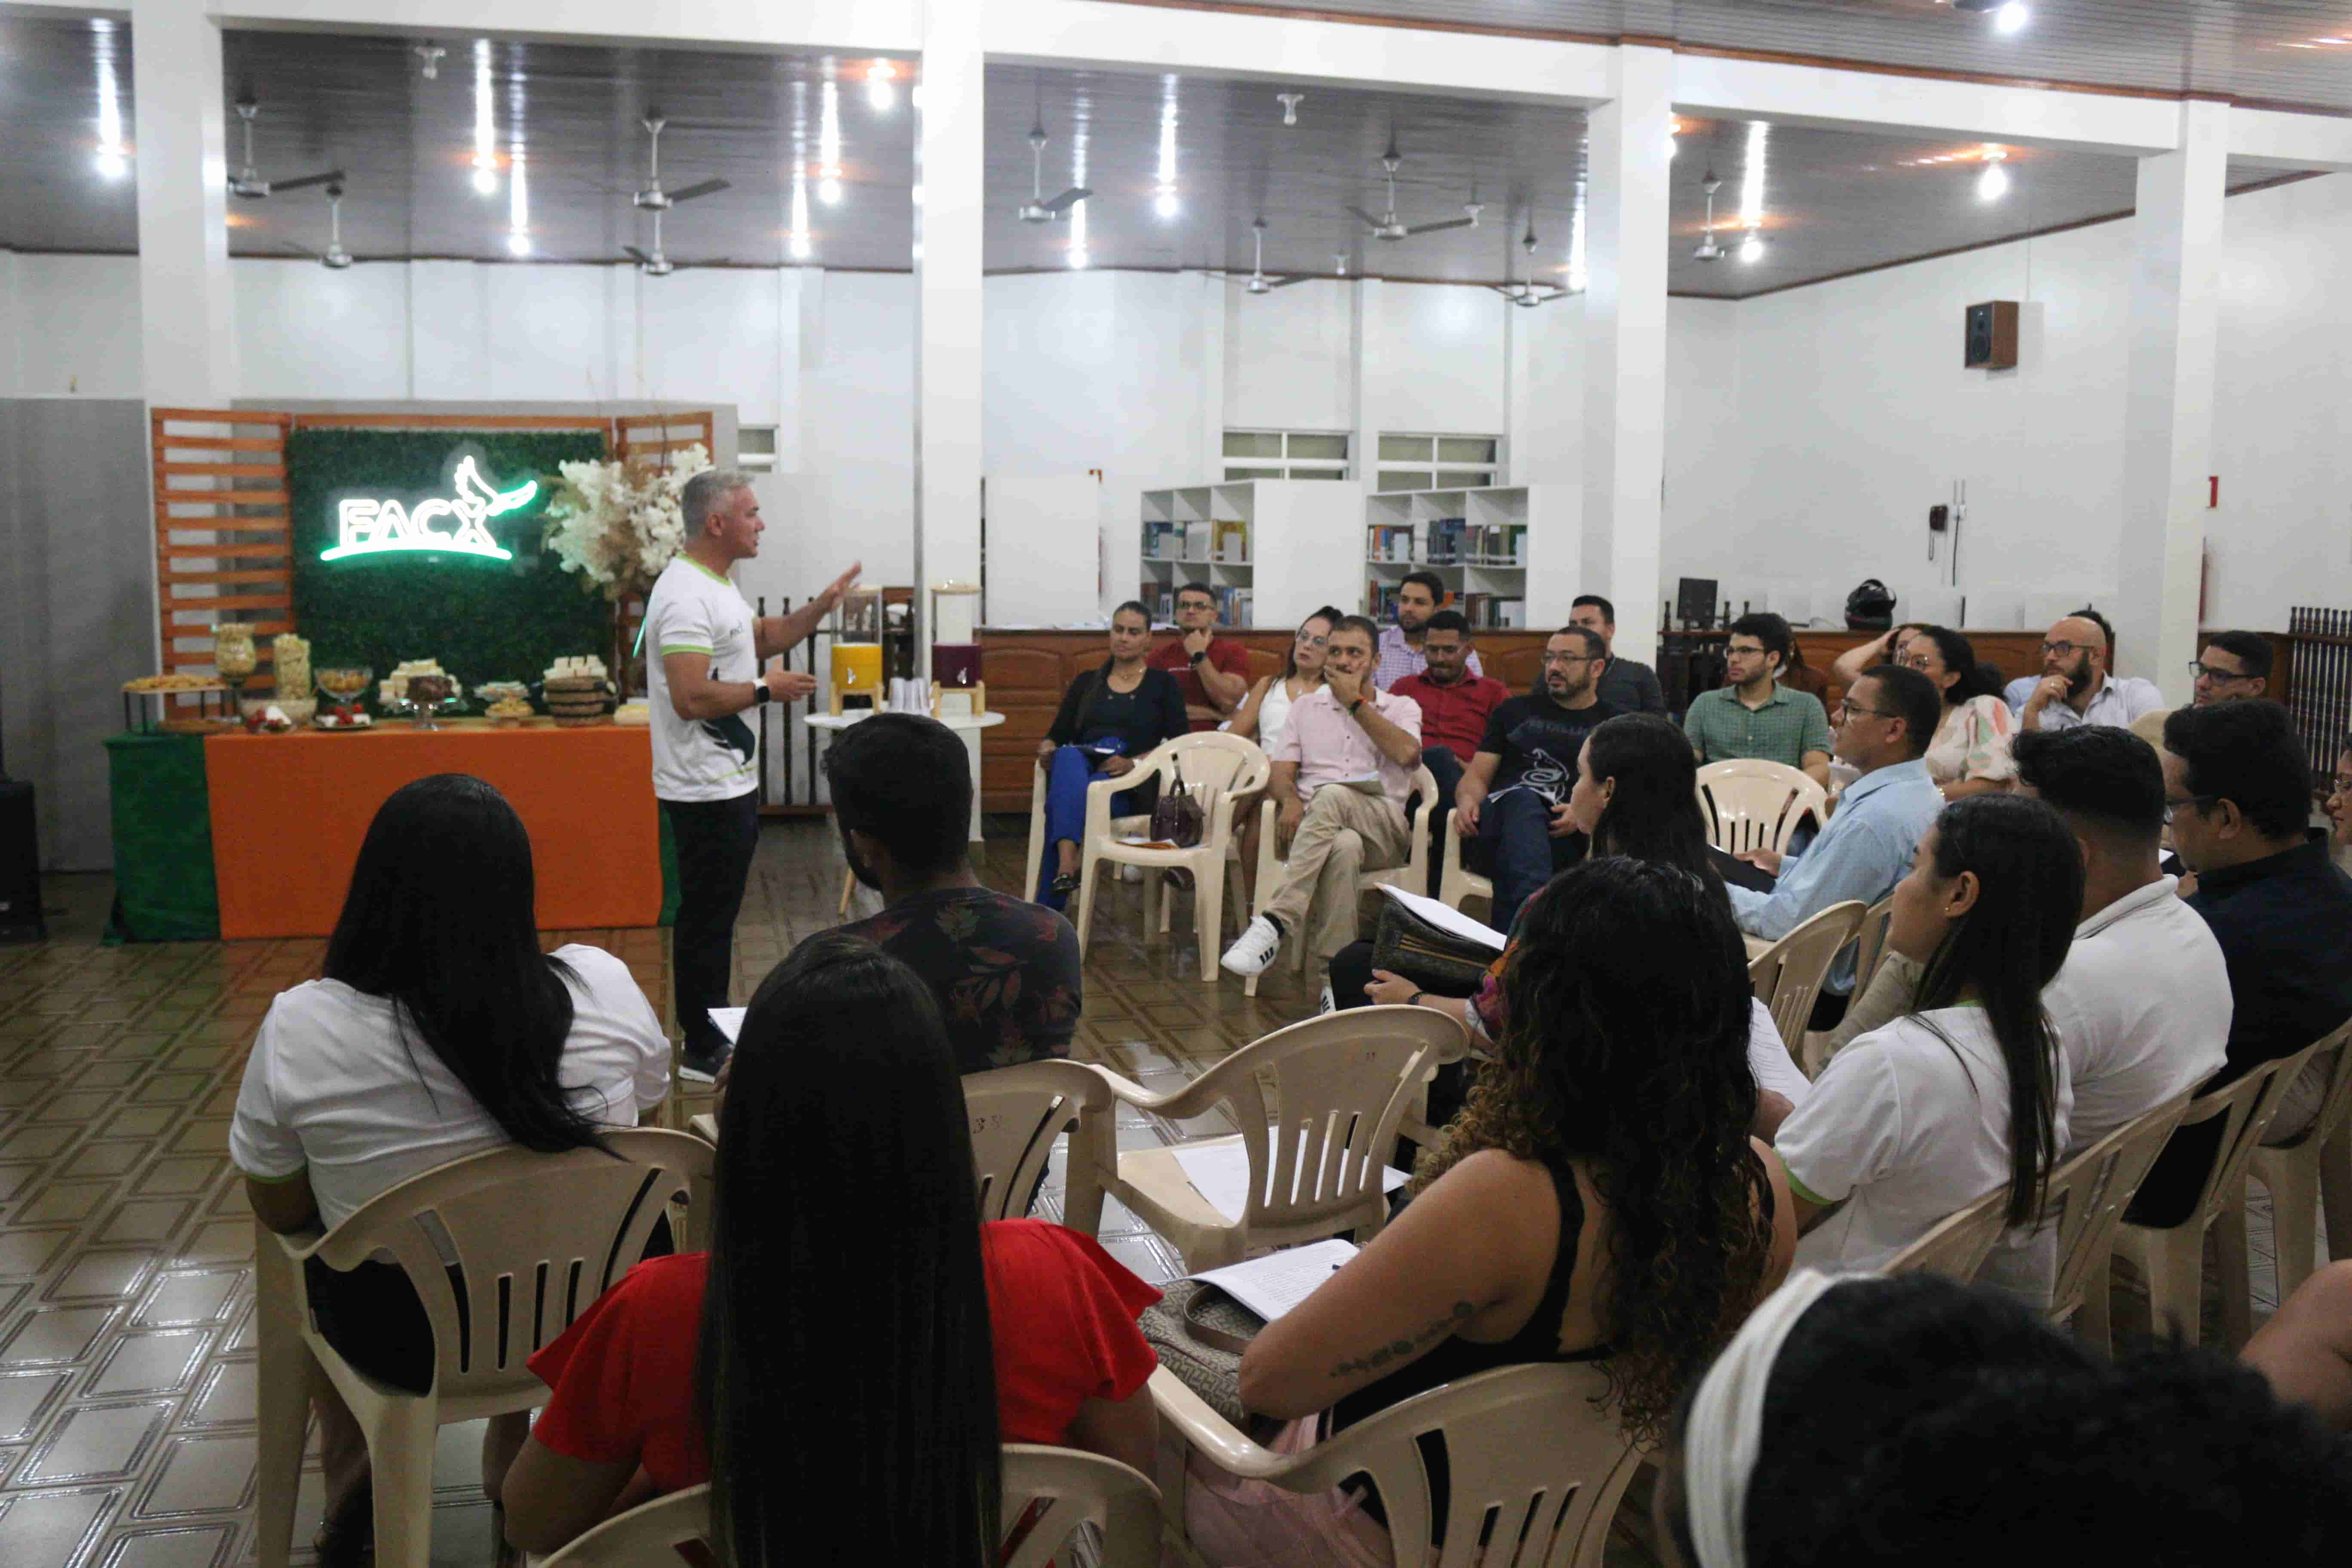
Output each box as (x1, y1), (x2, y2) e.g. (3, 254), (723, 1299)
(2117, 100), (2228, 705)
(1580, 44), (1673, 666)
(915, 1), (984, 659)
(131, 0), (236, 405)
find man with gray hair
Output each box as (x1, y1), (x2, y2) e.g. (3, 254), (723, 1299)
(645, 468), (859, 1079)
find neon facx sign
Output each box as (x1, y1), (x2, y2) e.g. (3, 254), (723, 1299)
(321, 456), (539, 563)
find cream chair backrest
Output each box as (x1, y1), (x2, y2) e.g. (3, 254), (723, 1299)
(537, 1482), (710, 1567)
(1881, 1181), (2008, 1283)
(965, 1060), (1108, 1224)
(2164, 1034), (2331, 1230)
(1747, 901), (1868, 1056)
(2042, 1092), (2194, 1323)
(2264, 1021), (2352, 1156)
(1696, 759), (1828, 857)
(1001, 1445), (1161, 1568)
(1850, 895), (1896, 994)
(307, 1128), (710, 1402)
(1183, 1008), (1454, 1236)
(1269, 1361), (1644, 1568)
(1363, 764), (1442, 896)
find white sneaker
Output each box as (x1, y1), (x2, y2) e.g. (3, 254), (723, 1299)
(1319, 981), (1338, 1015)
(1121, 864), (1143, 883)
(1221, 915), (1283, 977)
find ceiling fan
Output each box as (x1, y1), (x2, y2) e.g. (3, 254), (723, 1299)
(1693, 171), (1726, 261)
(632, 109), (730, 211)
(1489, 217), (1567, 307)
(1348, 135), (1479, 242)
(227, 94), (343, 200)
(1221, 220), (1312, 295)
(279, 182), (356, 270)
(1016, 118), (1091, 223)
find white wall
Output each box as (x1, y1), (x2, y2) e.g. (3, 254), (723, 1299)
(1225, 276), (1353, 434)
(12, 254), (144, 398)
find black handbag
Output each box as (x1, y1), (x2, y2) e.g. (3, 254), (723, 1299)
(1369, 897), (1501, 992)
(1150, 760), (1207, 848)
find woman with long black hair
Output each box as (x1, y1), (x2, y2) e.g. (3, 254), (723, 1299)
(499, 933), (1162, 1562)
(1773, 792), (2081, 1305)
(1188, 857), (1795, 1563)
(1898, 623), (2016, 799)
(232, 774), (671, 1561)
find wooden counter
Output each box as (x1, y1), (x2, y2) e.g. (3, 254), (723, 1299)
(978, 626), (2055, 812)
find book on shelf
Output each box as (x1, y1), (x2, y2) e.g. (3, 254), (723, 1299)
(1138, 585), (1176, 621)
(1141, 520), (1186, 561)
(1464, 522), (1528, 566)
(1213, 520), (1250, 562)
(1212, 586), (1253, 625)
(1425, 517), (1467, 566)
(1365, 524), (1414, 564)
(1455, 594), (1528, 630)
(1366, 580), (1403, 621)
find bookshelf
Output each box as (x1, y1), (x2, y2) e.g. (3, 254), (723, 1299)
(1363, 484), (1577, 632)
(1139, 480), (1363, 628)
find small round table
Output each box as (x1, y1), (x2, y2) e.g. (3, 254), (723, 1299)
(802, 708), (1005, 843)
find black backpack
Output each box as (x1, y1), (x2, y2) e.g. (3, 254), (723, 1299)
(1844, 579), (1897, 631)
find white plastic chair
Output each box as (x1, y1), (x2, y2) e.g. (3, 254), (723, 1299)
(536, 1482), (710, 1567)
(1436, 805), (1494, 914)
(1245, 764), (1439, 997)
(533, 1448), (1160, 1568)
(1881, 1181), (2010, 1284)
(2040, 1092), (2194, 1346)
(1001, 1445), (1164, 1568)
(1073, 1007), (1458, 1271)
(1066, 734), (1269, 982)
(1148, 1360), (1644, 1568)
(2249, 1022), (2352, 1300)
(1850, 894), (1896, 994)
(688, 1061), (1109, 1235)
(1747, 900), (1868, 1060)
(2101, 1037), (2328, 1350)
(965, 1058), (1110, 1231)
(1696, 759), (1827, 856)
(1021, 758), (1155, 916)
(254, 1129), (714, 1568)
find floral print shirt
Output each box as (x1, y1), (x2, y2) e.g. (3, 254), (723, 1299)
(840, 887), (1082, 1074)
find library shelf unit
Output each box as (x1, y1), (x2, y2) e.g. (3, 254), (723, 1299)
(1363, 484), (1577, 633)
(1139, 479), (1364, 629)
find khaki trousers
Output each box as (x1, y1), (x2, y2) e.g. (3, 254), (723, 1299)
(1262, 784), (1412, 962)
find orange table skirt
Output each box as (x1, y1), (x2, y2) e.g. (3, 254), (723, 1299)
(204, 725), (663, 939)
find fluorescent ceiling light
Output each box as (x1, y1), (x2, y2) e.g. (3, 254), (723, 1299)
(472, 40), (498, 196)
(1995, 3), (2029, 34)
(1738, 230), (1763, 263)
(867, 61), (896, 112)
(1978, 160), (2010, 201)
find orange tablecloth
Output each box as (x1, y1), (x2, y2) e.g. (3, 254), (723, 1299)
(203, 725), (662, 939)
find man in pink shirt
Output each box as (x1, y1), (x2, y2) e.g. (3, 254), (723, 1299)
(1222, 616), (1424, 977)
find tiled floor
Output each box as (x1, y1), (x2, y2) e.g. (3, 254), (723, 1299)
(0, 820), (2314, 1566)
(0, 819), (1318, 1567)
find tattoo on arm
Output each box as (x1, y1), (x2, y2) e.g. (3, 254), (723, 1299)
(1328, 1302), (1477, 1380)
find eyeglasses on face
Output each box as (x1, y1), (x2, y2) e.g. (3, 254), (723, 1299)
(2162, 793), (2222, 825)
(1724, 643), (1769, 659)
(1543, 652), (1595, 666)
(1835, 701), (1897, 722)
(2040, 640), (2100, 658)
(2332, 774), (2352, 795)
(1295, 631), (1328, 648)
(2189, 661), (2251, 681)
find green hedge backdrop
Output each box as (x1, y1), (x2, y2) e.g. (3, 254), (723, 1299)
(286, 427), (611, 690)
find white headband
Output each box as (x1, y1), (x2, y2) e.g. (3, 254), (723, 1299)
(1683, 1270), (1864, 1568)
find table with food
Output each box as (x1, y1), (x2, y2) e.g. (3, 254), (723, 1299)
(107, 633), (673, 941)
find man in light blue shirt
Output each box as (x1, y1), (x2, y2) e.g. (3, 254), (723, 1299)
(1730, 664), (1948, 1027)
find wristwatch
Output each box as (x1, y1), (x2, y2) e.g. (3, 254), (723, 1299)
(1407, 991), (1426, 1008)
(751, 676), (773, 704)
(1348, 697), (1365, 717)
(1189, 649), (1207, 665)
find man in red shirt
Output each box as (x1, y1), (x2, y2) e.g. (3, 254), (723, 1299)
(1388, 610), (1509, 892)
(1147, 582), (1250, 731)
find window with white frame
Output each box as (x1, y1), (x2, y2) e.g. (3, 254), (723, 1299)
(1374, 433), (1504, 493)
(736, 425), (779, 473)
(1223, 428), (1351, 482)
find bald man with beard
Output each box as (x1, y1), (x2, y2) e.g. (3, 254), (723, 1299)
(2017, 612), (2164, 733)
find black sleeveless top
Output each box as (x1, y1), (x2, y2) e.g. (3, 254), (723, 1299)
(1329, 1160), (1606, 1440)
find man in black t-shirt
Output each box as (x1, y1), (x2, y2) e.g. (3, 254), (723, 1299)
(1452, 625), (1619, 932)
(827, 714), (1081, 1073)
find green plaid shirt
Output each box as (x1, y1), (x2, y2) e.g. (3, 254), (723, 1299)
(1683, 682), (1834, 768)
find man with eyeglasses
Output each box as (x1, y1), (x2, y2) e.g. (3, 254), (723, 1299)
(2016, 612), (2163, 733)
(1727, 665), (1946, 1029)
(2129, 700), (2352, 1227)
(2190, 630), (2274, 707)
(1450, 625), (1620, 932)
(1682, 612), (1835, 788)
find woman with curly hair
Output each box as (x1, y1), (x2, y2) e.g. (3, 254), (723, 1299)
(1186, 857), (1795, 1565)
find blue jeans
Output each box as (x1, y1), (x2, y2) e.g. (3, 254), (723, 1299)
(1479, 790), (1585, 936)
(1038, 745), (1141, 906)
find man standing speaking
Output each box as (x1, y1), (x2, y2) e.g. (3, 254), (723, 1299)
(644, 469), (858, 1080)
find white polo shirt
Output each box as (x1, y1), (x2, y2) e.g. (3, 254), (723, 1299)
(1779, 1005), (2072, 1306)
(642, 556), (761, 802)
(2043, 876), (2231, 1153)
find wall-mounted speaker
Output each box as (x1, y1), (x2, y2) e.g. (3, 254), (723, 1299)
(1965, 300), (2019, 370)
